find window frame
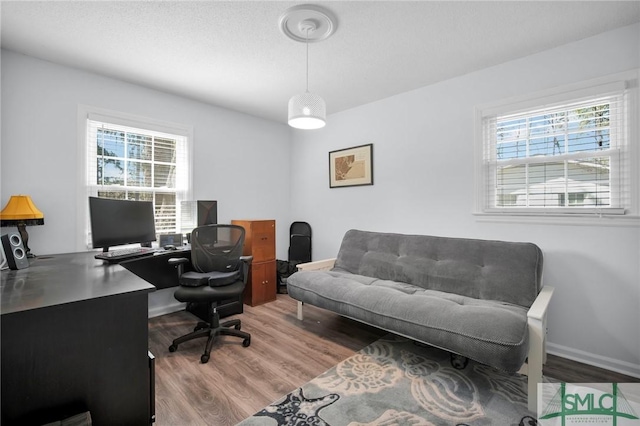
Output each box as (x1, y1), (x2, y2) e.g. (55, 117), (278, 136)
(474, 71), (639, 226)
(77, 105), (193, 251)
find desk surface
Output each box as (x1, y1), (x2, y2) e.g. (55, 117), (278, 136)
(1, 251), (155, 425)
(1, 251), (156, 316)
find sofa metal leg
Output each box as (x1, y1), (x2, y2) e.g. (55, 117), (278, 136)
(297, 301), (304, 321)
(450, 353), (469, 369)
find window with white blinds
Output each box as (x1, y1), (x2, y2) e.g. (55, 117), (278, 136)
(84, 111), (191, 242)
(477, 77), (636, 217)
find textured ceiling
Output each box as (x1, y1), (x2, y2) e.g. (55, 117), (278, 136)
(2, 1), (639, 124)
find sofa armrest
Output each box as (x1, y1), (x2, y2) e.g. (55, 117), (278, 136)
(525, 285), (554, 412)
(293, 258), (336, 321)
(296, 258), (336, 272)
(528, 285), (554, 322)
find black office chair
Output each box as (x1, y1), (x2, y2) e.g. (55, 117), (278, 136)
(168, 224), (251, 363)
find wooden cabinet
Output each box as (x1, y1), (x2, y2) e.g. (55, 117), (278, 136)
(232, 219), (276, 306)
(248, 261), (277, 306)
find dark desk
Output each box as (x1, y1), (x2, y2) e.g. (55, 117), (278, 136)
(120, 247), (192, 290)
(120, 248), (244, 319)
(1, 252), (155, 425)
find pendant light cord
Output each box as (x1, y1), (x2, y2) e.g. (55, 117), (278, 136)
(305, 28), (310, 93)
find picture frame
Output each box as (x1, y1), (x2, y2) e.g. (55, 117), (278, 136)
(329, 143), (373, 188)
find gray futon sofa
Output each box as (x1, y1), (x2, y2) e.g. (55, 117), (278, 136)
(286, 229), (554, 411)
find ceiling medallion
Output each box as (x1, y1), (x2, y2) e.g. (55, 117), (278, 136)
(279, 4), (337, 43)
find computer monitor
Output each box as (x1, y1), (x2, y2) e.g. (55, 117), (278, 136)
(89, 197), (157, 252)
(197, 200), (217, 226)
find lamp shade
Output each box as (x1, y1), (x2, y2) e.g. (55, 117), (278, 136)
(0, 195), (44, 226)
(288, 92), (326, 130)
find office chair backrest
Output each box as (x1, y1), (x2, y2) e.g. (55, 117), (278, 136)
(190, 224), (245, 273)
(290, 221), (311, 238)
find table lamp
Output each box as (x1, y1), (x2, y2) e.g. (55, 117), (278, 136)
(0, 195), (45, 258)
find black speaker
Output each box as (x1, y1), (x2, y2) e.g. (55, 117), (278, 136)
(197, 200), (217, 226)
(2, 233), (29, 270)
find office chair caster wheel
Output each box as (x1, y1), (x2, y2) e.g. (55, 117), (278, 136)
(194, 321), (208, 332)
(201, 354), (210, 363)
(169, 344), (178, 352)
(242, 338), (251, 347)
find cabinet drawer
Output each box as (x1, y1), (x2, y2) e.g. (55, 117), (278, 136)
(232, 220), (276, 262)
(252, 232), (275, 261)
(251, 220), (275, 234)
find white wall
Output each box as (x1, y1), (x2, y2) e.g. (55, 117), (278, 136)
(1, 50), (293, 316)
(290, 24), (640, 377)
(1, 50), (293, 258)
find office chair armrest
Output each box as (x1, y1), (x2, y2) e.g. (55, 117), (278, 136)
(168, 257), (190, 266)
(168, 256), (190, 276)
(239, 256), (253, 283)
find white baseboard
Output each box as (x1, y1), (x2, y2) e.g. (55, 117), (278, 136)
(547, 342), (640, 379)
(148, 301), (185, 318)
(148, 287), (186, 318)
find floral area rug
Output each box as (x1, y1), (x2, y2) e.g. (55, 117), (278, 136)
(238, 334), (538, 426)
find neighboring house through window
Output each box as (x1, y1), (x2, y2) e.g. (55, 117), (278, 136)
(475, 71), (638, 221)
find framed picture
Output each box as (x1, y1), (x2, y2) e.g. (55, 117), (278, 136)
(329, 143), (373, 188)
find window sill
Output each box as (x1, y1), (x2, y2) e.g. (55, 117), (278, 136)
(473, 212), (640, 227)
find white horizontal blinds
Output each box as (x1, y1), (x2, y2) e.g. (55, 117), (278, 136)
(86, 118), (189, 235)
(180, 201), (197, 235)
(483, 114), (499, 211)
(483, 88), (628, 213)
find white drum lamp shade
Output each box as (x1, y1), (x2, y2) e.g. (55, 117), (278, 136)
(288, 92), (326, 129)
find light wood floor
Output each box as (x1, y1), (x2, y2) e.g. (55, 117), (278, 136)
(148, 294), (639, 425)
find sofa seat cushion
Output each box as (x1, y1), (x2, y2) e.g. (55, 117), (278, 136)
(287, 270), (529, 373)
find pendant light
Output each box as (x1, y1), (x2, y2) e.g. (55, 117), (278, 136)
(279, 5), (337, 130)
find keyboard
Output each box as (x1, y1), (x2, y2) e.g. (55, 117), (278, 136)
(94, 247), (157, 263)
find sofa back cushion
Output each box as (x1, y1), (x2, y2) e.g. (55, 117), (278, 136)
(333, 229), (543, 308)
